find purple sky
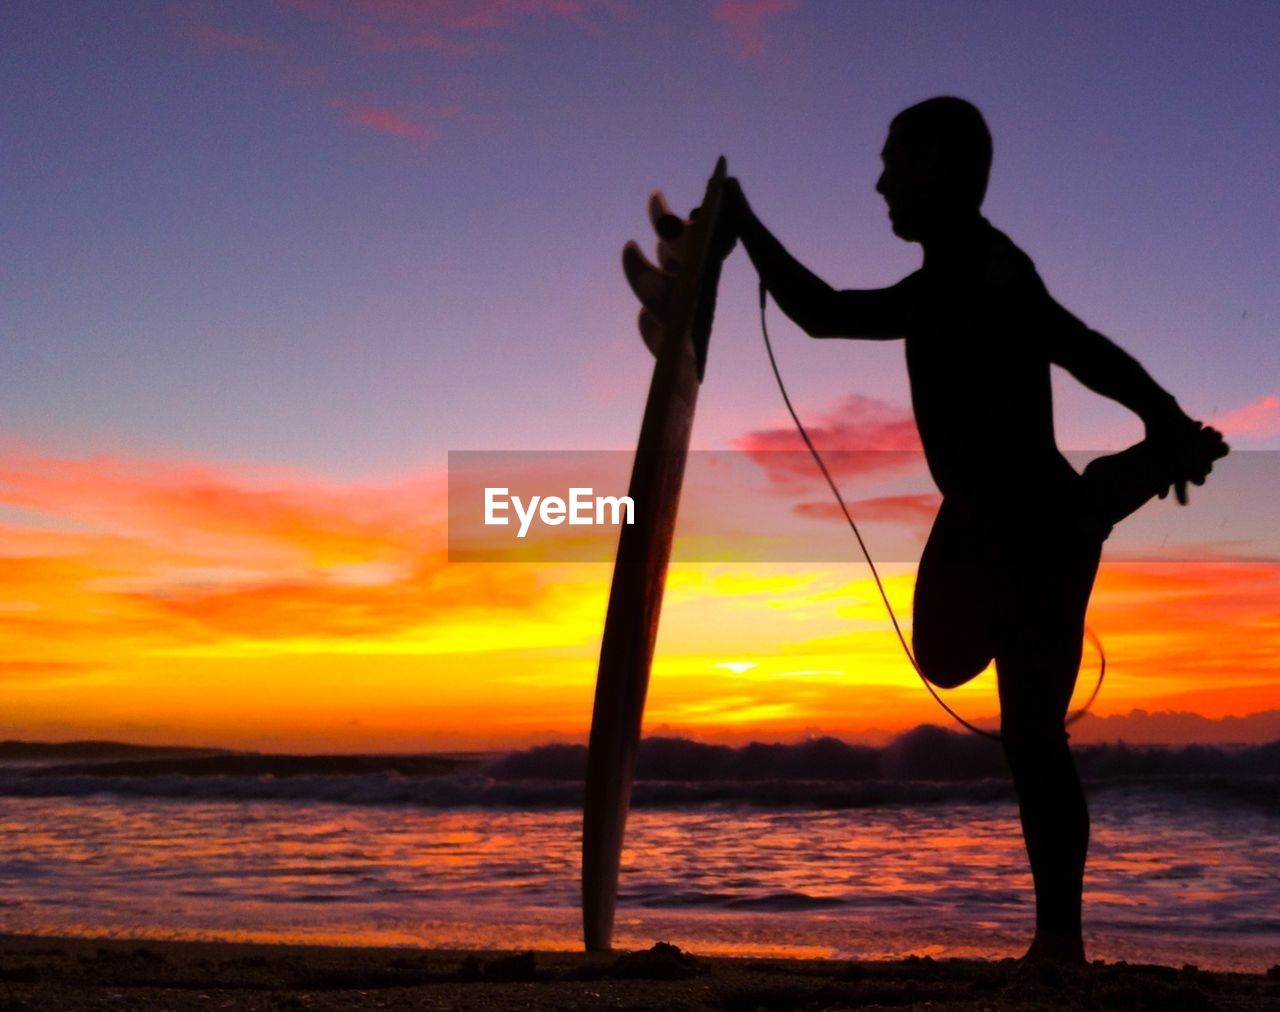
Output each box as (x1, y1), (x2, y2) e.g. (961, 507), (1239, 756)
(4, 1), (1278, 477)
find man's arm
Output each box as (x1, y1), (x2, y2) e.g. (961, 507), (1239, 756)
(1032, 280), (1229, 503)
(729, 180), (911, 339)
(1036, 286), (1187, 430)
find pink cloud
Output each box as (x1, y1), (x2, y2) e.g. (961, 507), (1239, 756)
(280, 0), (591, 54)
(176, 2), (600, 147)
(174, 11), (286, 55)
(442, 0), (585, 32)
(732, 395), (924, 490)
(187, 24), (281, 53)
(173, 7), (474, 148)
(712, 0), (800, 59)
(734, 395), (922, 452)
(1211, 393), (1280, 440)
(328, 98), (439, 143)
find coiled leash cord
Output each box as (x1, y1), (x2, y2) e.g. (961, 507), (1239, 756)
(756, 282), (1105, 741)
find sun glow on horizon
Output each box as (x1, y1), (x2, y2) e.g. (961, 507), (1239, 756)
(0, 445), (1277, 751)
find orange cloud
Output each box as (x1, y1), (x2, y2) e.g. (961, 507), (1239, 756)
(795, 493), (940, 532)
(0, 447), (595, 653)
(0, 660), (95, 682)
(712, 0), (800, 59)
(0, 450), (437, 558)
(1081, 562), (1280, 715)
(0, 444), (625, 748)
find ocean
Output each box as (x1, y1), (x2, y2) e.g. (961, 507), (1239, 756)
(0, 729), (1276, 973)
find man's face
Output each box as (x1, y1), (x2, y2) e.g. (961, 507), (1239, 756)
(875, 128), (945, 241)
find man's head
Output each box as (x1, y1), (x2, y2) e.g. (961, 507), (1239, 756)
(876, 97), (992, 241)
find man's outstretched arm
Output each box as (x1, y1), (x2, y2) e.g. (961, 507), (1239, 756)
(728, 180), (911, 339)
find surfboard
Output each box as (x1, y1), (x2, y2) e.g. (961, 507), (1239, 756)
(581, 157), (728, 952)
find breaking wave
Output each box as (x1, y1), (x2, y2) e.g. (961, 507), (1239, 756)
(1, 727), (1275, 811)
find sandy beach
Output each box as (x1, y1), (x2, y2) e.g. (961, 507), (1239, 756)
(1, 934), (1276, 1011)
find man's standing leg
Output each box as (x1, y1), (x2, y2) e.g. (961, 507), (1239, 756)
(995, 531), (1102, 964)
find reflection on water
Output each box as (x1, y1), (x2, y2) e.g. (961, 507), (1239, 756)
(0, 789), (1275, 971)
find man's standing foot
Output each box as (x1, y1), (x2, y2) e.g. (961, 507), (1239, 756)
(1021, 932), (1086, 966)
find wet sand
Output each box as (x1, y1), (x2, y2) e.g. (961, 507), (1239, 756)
(1, 933), (1276, 1010)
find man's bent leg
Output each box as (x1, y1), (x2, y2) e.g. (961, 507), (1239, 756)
(912, 498), (998, 688)
(1081, 426), (1229, 532)
(1080, 440), (1170, 533)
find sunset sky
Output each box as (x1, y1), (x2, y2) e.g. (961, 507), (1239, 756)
(3, 1), (1278, 751)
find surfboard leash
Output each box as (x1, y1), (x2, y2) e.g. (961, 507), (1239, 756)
(755, 281), (1105, 741)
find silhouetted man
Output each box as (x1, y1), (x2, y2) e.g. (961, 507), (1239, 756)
(724, 96), (1227, 963)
